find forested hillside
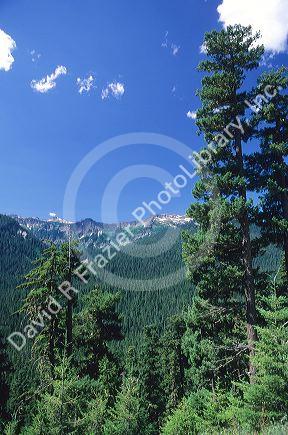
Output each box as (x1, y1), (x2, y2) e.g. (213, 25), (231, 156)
(0, 215), (43, 332)
(1, 214), (196, 345)
(1, 214), (281, 348)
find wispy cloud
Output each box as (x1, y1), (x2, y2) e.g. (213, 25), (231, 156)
(162, 31), (180, 56)
(76, 75), (94, 94)
(30, 49), (41, 63)
(0, 29), (16, 71)
(187, 110), (197, 120)
(218, 0), (288, 53)
(31, 65), (67, 93)
(101, 81), (125, 100)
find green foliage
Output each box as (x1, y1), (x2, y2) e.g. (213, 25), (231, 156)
(183, 23), (266, 389)
(181, 294), (247, 392)
(160, 315), (187, 415)
(161, 389), (235, 435)
(21, 356), (109, 434)
(0, 331), (11, 428)
(74, 288), (123, 380)
(239, 290), (288, 430)
(247, 67), (288, 284)
(96, 225), (195, 347)
(103, 376), (153, 435)
(18, 242), (66, 369)
(139, 325), (165, 431)
(0, 214), (42, 332)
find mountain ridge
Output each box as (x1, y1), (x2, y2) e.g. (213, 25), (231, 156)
(9, 213), (194, 248)
(10, 213), (193, 227)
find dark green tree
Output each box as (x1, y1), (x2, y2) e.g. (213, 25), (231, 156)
(248, 67), (288, 289)
(74, 288), (123, 380)
(59, 241), (81, 356)
(0, 332), (11, 427)
(239, 288), (288, 430)
(184, 24), (264, 381)
(160, 315), (187, 415)
(139, 325), (165, 432)
(19, 242), (63, 369)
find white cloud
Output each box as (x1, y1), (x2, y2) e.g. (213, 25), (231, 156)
(217, 0), (288, 53)
(0, 29), (16, 71)
(101, 87), (109, 100)
(30, 49), (41, 62)
(76, 75), (94, 94)
(187, 110), (197, 120)
(31, 65), (67, 93)
(162, 31), (180, 56)
(49, 212), (57, 217)
(101, 81), (125, 100)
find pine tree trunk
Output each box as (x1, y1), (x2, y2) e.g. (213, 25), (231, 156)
(235, 132), (257, 381)
(49, 319), (55, 369)
(241, 211), (258, 380)
(283, 233), (288, 281)
(280, 170), (288, 283)
(66, 266), (73, 356)
(66, 299), (73, 357)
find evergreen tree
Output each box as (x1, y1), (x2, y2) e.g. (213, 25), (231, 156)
(0, 332), (11, 427)
(19, 242), (64, 369)
(103, 376), (153, 435)
(184, 24), (264, 381)
(160, 315), (187, 415)
(59, 241), (81, 356)
(21, 355), (108, 434)
(74, 288), (123, 380)
(181, 288), (247, 392)
(139, 325), (165, 431)
(248, 67), (288, 288)
(6, 360), (40, 429)
(240, 287), (288, 430)
(161, 388), (234, 435)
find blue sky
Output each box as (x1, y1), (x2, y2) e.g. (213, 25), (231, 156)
(0, 0), (287, 222)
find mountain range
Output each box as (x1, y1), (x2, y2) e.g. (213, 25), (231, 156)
(10, 213), (195, 251)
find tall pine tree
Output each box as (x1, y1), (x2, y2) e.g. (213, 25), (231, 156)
(248, 67), (288, 289)
(184, 25), (264, 381)
(19, 242), (63, 369)
(59, 241), (81, 356)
